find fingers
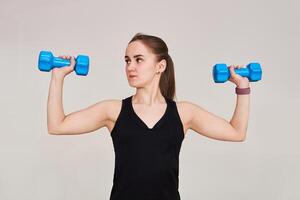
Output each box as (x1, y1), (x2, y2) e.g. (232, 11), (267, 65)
(69, 56), (75, 65)
(229, 65), (241, 78)
(229, 64), (245, 75)
(229, 65), (236, 76)
(229, 64), (244, 69)
(58, 54), (75, 60)
(58, 55), (75, 63)
(229, 65), (244, 69)
(57, 55), (75, 68)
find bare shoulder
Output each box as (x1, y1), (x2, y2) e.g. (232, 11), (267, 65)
(175, 100), (208, 121)
(174, 100), (195, 136)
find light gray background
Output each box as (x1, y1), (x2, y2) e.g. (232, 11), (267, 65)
(1, 0), (299, 199)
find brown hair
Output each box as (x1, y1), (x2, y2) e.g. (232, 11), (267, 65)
(128, 32), (177, 101)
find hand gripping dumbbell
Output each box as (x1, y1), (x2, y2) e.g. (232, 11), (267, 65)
(213, 62), (262, 83)
(38, 50), (89, 76)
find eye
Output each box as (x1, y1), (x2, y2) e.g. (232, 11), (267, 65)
(125, 58), (142, 64)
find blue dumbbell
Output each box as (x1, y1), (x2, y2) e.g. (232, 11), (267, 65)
(213, 62), (262, 83)
(38, 50), (89, 76)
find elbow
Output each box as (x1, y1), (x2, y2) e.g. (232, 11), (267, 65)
(48, 129), (59, 135)
(47, 118), (66, 135)
(48, 131), (58, 135)
(47, 118), (67, 134)
(47, 126), (61, 135)
(230, 130), (246, 142)
(238, 133), (246, 142)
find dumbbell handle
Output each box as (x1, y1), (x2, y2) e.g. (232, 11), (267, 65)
(52, 57), (73, 68)
(232, 67), (249, 77)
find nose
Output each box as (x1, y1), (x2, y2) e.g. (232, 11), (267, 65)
(126, 62), (136, 71)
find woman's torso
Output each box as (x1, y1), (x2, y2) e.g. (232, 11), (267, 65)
(105, 95), (188, 200)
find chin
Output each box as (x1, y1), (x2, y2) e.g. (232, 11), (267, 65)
(128, 81), (144, 88)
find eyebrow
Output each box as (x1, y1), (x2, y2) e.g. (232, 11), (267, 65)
(124, 54), (144, 59)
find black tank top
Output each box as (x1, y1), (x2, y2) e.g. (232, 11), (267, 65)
(109, 95), (185, 200)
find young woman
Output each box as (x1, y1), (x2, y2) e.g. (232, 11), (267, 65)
(47, 33), (250, 200)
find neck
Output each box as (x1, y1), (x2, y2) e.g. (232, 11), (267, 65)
(132, 89), (165, 106)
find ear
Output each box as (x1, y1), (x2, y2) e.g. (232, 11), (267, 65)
(156, 59), (167, 73)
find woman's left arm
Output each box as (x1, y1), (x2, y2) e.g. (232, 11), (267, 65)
(184, 64), (250, 142)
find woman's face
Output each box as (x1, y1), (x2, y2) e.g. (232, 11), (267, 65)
(125, 41), (160, 88)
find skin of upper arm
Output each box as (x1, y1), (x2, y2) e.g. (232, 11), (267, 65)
(184, 101), (243, 142)
(50, 99), (113, 135)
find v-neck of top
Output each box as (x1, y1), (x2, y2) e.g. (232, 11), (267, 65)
(129, 95), (170, 131)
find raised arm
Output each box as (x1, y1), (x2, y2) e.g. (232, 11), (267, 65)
(46, 54), (112, 135)
(184, 100), (247, 142)
(183, 64), (251, 142)
(183, 65), (250, 142)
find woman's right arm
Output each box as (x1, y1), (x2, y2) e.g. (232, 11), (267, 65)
(47, 55), (111, 135)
